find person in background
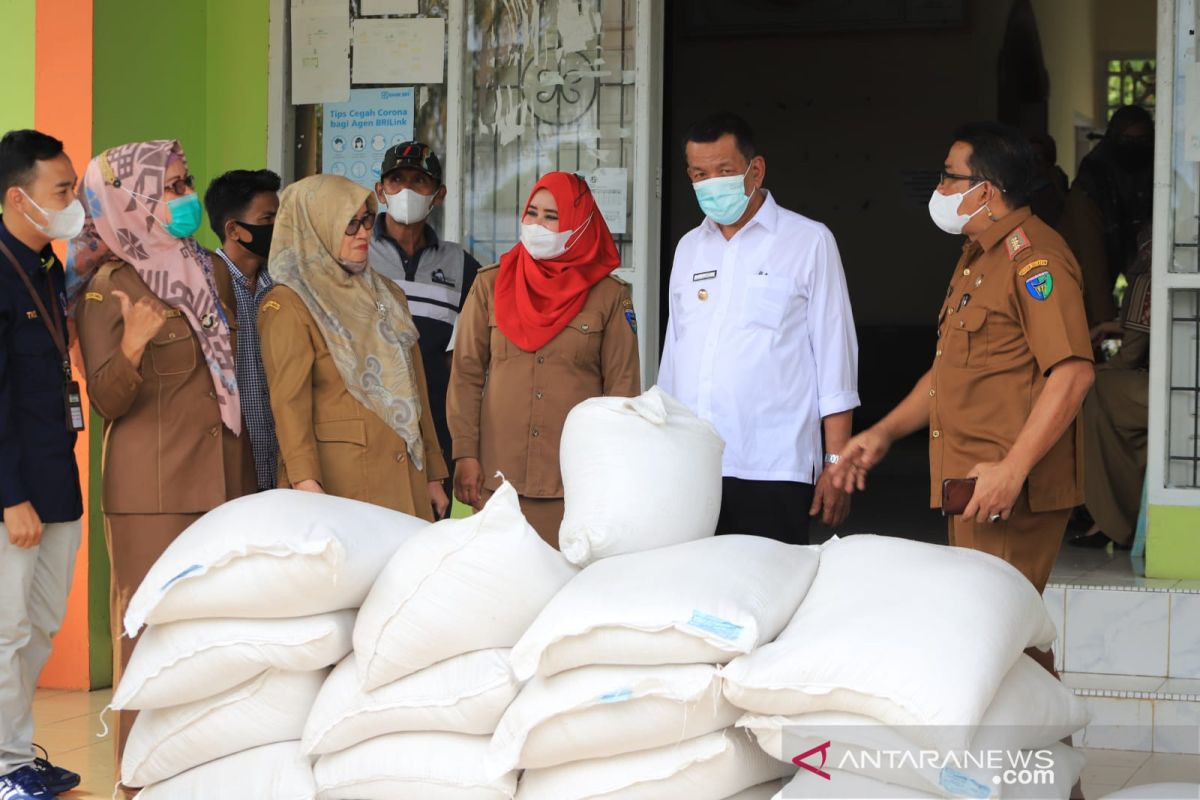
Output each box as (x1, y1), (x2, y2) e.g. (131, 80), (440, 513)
(204, 169), (283, 492)
(1057, 105), (1154, 328)
(1074, 224), (1152, 550)
(831, 122), (1094, 676)
(448, 171), (640, 546)
(1027, 132), (1068, 228)
(658, 112), (859, 545)
(0, 130), (85, 800)
(259, 174), (449, 519)
(71, 140), (256, 772)
(370, 142), (482, 499)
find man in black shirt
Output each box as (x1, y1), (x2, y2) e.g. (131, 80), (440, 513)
(0, 129), (85, 800)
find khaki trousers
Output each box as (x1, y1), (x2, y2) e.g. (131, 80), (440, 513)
(1083, 369), (1148, 545)
(0, 520), (81, 774)
(105, 512), (199, 772)
(947, 490), (1070, 676)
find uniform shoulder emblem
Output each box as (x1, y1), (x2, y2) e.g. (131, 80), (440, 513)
(1018, 258), (1049, 277)
(1023, 270), (1054, 301)
(1004, 226), (1033, 261)
(262, 299), (282, 312)
(622, 297), (637, 333)
(84, 291), (104, 303)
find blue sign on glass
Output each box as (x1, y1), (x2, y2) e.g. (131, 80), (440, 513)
(322, 87), (415, 190)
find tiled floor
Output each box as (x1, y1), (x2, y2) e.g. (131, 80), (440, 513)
(1048, 545), (1200, 593)
(29, 687), (1200, 799)
(31, 688), (116, 798)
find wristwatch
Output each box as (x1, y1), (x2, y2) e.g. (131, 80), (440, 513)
(823, 453), (841, 465)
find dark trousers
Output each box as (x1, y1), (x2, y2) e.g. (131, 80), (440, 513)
(715, 477), (815, 545)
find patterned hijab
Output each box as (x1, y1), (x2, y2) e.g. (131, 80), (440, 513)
(67, 140), (241, 435)
(269, 174), (425, 469)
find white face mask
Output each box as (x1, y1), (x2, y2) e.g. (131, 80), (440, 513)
(520, 223), (574, 260)
(20, 189), (85, 240)
(927, 181), (988, 235)
(383, 188), (436, 225)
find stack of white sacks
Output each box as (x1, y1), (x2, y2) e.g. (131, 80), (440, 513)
(111, 491), (430, 798)
(108, 387), (1091, 799)
(305, 479), (577, 798)
(497, 533), (810, 799)
(484, 389), (797, 799)
(722, 534), (1091, 800)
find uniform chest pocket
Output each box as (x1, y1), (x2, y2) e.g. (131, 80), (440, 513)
(149, 316), (198, 377)
(946, 306), (989, 368)
(743, 274), (791, 330)
(560, 310), (605, 367)
(488, 317), (514, 362)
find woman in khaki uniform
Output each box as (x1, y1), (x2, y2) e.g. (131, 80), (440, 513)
(70, 140), (256, 767)
(258, 174), (448, 519)
(448, 172), (640, 546)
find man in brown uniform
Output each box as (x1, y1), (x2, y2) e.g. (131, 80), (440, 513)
(831, 122), (1094, 674)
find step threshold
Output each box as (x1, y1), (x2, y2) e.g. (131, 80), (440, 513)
(1061, 673), (1200, 702)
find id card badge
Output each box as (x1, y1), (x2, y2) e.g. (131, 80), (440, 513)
(64, 380), (85, 432)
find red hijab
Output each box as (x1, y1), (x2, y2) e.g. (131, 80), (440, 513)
(495, 172), (620, 352)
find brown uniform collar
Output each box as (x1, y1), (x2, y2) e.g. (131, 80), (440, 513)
(973, 206), (1033, 254)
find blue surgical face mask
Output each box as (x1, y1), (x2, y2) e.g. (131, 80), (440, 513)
(164, 193), (203, 238)
(692, 164), (754, 225)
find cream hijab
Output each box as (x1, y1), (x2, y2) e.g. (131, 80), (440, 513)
(269, 174), (425, 469)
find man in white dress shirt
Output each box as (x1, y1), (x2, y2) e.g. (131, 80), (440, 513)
(658, 112), (860, 544)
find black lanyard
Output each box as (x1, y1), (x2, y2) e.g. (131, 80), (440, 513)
(0, 238), (85, 432)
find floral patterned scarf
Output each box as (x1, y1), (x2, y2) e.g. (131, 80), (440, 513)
(67, 140), (240, 434)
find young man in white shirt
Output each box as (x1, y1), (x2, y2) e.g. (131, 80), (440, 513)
(658, 112), (860, 544)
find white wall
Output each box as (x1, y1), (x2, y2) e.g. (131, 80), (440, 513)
(1032, 0), (1097, 179)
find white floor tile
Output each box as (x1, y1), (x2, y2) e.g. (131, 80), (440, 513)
(1078, 697), (1156, 751)
(1127, 752), (1200, 785)
(1153, 701), (1200, 755)
(1066, 589), (1170, 677)
(1063, 673), (1167, 694)
(1159, 679), (1200, 699)
(1170, 594), (1200, 680)
(1085, 749), (1155, 770)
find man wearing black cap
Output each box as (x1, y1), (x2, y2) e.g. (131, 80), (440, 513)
(371, 141), (482, 503)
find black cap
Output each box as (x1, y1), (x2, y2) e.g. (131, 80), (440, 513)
(380, 141), (443, 184)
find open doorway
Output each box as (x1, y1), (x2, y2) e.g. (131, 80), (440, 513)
(656, 0), (1157, 540)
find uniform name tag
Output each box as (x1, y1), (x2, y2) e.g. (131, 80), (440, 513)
(692, 270), (717, 282)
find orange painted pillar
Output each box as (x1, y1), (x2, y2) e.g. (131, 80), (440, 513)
(35, 0), (94, 690)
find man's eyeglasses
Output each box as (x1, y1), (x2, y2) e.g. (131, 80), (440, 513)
(345, 212), (374, 236)
(938, 170), (983, 185)
(164, 174), (195, 196)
